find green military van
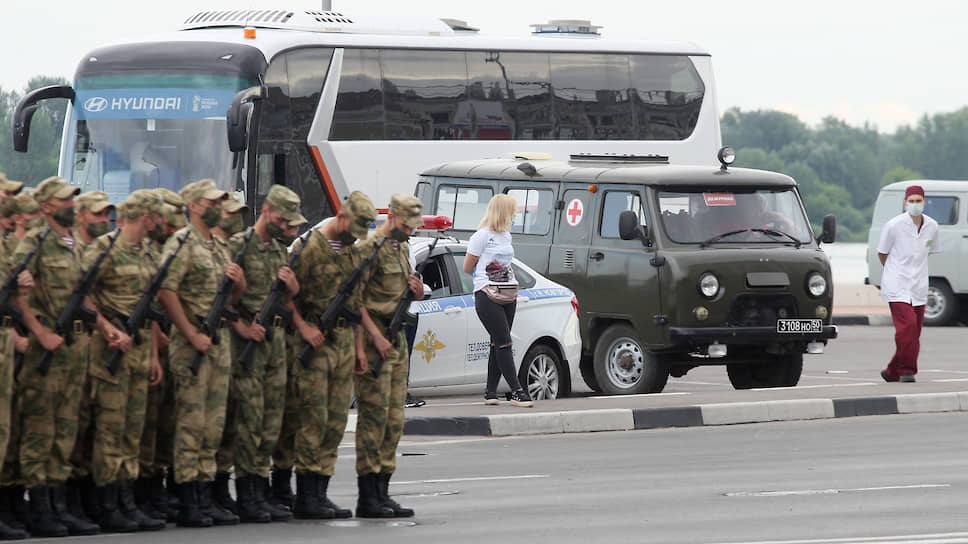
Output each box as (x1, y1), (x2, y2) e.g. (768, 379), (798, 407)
(416, 149), (838, 394)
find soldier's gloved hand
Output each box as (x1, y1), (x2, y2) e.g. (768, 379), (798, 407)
(278, 266), (299, 296)
(189, 330), (212, 353)
(298, 322), (324, 349)
(38, 330), (64, 352)
(374, 334), (392, 360)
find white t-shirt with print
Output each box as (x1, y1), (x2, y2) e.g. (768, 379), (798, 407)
(467, 227), (517, 293)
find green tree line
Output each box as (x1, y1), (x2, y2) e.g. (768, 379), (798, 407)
(1, 76), (965, 242)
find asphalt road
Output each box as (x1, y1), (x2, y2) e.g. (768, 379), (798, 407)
(56, 411), (968, 544)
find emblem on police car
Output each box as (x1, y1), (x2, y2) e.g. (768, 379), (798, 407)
(414, 330), (446, 363)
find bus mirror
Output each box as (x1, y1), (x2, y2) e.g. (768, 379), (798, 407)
(818, 214), (836, 244)
(619, 210), (650, 246)
(226, 86), (265, 153)
(13, 85), (75, 153)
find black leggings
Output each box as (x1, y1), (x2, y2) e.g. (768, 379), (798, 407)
(474, 290), (521, 393)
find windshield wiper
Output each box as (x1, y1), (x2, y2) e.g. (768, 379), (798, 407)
(751, 228), (802, 248)
(700, 229), (749, 247)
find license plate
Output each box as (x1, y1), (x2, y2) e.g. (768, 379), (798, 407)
(776, 319), (822, 333)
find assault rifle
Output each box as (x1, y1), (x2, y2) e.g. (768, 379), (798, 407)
(297, 235), (387, 367)
(188, 228), (254, 376)
(3, 228), (51, 376)
(104, 229), (190, 375)
(236, 230), (311, 371)
(36, 229), (120, 376)
(370, 235), (439, 377)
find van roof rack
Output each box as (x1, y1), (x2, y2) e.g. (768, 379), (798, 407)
(569, 153), (669, 164)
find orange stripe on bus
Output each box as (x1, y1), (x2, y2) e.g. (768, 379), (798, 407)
(309, 145), (341, 213)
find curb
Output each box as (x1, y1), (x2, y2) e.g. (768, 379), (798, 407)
(401, 391), (968, 437)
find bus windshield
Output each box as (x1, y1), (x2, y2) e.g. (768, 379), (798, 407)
(68, 73), (255, 203)
(657, 189), (814, 244)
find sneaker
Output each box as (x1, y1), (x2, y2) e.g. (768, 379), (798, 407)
(899, 373), (916, 383)
(880, 369), (898, 383)
(484, 392), (500, 406)
(509, 390), (534, 408)
(405, 394), (426, 408)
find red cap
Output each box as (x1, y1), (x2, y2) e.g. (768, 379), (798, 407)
(905, 185), (925, 199)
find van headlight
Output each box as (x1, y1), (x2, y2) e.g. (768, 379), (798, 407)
(698, 273), (719, 298)
(806, 273), (827, 297)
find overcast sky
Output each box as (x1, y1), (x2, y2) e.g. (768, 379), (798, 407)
(6, 0), (966, 132)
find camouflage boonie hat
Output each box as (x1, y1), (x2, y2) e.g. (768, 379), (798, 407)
(161, 203), (187, 227)
(343, 191), (376, 239)
(120, 189), (163, 218)
(389, 193), (424, 229)
(34, 176), (80, 203)
(76, 190), (115, 213)
(0, 173), (24, 195)
(265, 185), (307, 226)
(222, 192), (248, 214)
(179, 178), (227, 204)
(15, 192), (39, 215)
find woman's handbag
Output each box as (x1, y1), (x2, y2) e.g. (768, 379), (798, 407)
(482, 284), (519, 305)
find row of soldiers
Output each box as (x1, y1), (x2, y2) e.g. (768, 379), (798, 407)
(0, 173), (426, 539)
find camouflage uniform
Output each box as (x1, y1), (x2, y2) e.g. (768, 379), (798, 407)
(271, 331), (300, 471)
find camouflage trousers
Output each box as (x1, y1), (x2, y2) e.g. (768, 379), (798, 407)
(215, 382), (236, 474)
(139, 347), (174, 477)
(355, 326), (408, 475)
(1, 329), (22, 486)
(294, 326), (355, 476)
(169, 328), (230, 484)
(89, 329), (151, 486)
(69, 357), (95, 480)
(0, 329), (13, 473)
(226, 326), (287, 478)
(17, 332), (90, 487)
(271, 332), (300, 471)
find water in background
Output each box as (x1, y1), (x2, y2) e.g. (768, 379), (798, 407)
(823, 243), (868, 285)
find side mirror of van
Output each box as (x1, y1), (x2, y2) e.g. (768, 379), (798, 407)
(619, 210), (651, 247)
(817, 214), (836, 244)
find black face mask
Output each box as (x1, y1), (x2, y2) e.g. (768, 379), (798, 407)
(390, 226), (410, 242)
(338, 229), (357, 246)
(52, 207), (75, 228)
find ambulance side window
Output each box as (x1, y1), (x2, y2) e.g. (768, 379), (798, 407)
(600, 191), (648, 238)
(435, 185), (493, 231)
(506, 188), (554, 235)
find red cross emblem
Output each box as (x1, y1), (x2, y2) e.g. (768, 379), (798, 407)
(566, 199), (584, 226)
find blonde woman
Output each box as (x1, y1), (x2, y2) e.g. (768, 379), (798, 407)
(462, 194), (532, 407)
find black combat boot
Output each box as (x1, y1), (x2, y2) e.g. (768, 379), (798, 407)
(64, 478), (96, 528)
(7, 487), (28, 531)
(270, 467), (294, 509)
(257, 477), (292, 521)
(97, 484), (138, 533)
(293, 471), (330, 519)
(50, 483), (99, 535)
(119, 482), (165, 531)
(318, 475), (352, 518)
(78, 475), (101, 523)
(234, 475), (270, 523)
(377, 473), (414, 517)
(165, 467), (180, 514)
(0, 518), (26, 541)
(0, 486), (24, 531)
(213, 472), (237, 514)
(149, 473), (177, 522)
(27, 485), (68, 538)
(176, 481), (212, 528)
(355, 474), (393, 518)
(198, 481), (239, 526)
(135, 475), (166, 522)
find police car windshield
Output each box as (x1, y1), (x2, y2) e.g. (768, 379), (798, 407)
(657, 189), (813, 244)
(66, 73), (252, 203)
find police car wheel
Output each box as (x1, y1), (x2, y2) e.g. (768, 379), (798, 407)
(726, 354), (802, 390)
(518, 344), (565, 400)
(593, 324), (668, 395)
(925, 279), (957, 326)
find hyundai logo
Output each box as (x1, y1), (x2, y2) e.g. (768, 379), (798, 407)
(83, 97), (108, 113)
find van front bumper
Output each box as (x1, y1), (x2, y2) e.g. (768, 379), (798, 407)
(668, 325), (838, 344)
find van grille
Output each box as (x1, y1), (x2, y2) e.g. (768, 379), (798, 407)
(563, 249), (575, 270)
(727, 294), (799, 326)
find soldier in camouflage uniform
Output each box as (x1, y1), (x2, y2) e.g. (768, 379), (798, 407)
(12, 177), (129, 537)
(224, 185), (306, 523)
(156, 179), (244, 528)
(85, 190), (167, 533)
(355, 194), (425, 518)
(289, 190), (376, 519)
(0, 177), (24, 256)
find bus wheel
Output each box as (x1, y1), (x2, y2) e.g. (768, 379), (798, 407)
(925, 279), (958, 326)
(726, 354), (803, 390)
(593, 324), (668, 395)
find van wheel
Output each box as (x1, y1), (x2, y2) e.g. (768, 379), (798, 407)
(593, 325), (668, 395)
(726, 354), (803, 390)
(925, 279), (958, 326)
(518, 345), (565, 400)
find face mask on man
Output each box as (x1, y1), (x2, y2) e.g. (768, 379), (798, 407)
(266, 221), (288, 244)
(86, 221), (111, 238)
(200, 206), (220, 228)
(221, 215), (244, 235)
(52, 207), (76, 228)
(906, 202), (924, 217)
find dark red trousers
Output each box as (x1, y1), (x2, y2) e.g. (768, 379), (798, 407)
(885, 302), (925, 378)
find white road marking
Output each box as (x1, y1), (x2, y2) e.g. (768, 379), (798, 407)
(922, 369), (968, 374)
(590, 392), (692, 399)
(800, 374), (880, 382)
(930, 378), (968, 382)
(390, 474), (549, 485)
(706, 530), (968, 544)
(725, 483), (950, 497)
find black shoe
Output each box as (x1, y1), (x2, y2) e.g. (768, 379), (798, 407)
(27, 485), (68, 538)
(97, 484), (138, 533)
(213, 472), (237, 515)
(0, 519), (26, 540)
(0, 486), (25, 531)
(7, 487), (28, 531)
(146, 473), (177, 522)
(270, 468), (295, 509)
(256, 477), (291, 522)
(50, 484), (99, 535)
(65, 478), (96, 528)
(294, 471), (332, 519)
(900, 373), (916, 383)
(165, 467), (181, 515)
(235, 476), (270, 524)
(509, 390), (534, 408)
(880, 369), (898, 382)
(405, 393), (426, 408)
(176, 481), (212, 528)
(199, 481), (239, 526)
(119, 482), (165, 531)
(484, 392), (500, 405)
(355, 474), (393, 518)
(317, 475), (352, 519)
(377, 473), (414, 518)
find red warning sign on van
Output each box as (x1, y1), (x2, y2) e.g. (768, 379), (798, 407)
(703, 192), (736, 206)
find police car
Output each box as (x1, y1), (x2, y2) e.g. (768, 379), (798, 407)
(406, 235), (583, 400)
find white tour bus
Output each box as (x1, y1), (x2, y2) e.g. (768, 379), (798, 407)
(14, 9), (721, 224)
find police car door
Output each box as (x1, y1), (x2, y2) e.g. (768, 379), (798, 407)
(407, 249), (469, 388)
(445, 248), (497, 385)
